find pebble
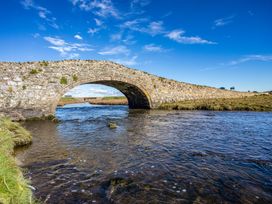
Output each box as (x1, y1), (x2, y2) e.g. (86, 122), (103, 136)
(182, 189), (187, 193)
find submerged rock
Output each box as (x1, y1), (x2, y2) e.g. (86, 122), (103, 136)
(108, 122), (117, 129)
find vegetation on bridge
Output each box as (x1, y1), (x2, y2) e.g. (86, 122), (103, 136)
(159, 94), (272, 111)
(0, 117), (34, 204)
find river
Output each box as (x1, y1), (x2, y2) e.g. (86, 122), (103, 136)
(15, 103), (272, 203)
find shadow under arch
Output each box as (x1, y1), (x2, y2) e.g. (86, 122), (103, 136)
(88, 80), (151, 109)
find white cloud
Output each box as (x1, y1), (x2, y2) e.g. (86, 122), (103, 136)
(229, 55), (272, 65)
(94, 18), (103, 26)
(165, 29), (216, 44)
(98, 45), (130, 55)
(111, 55), (138, 66)
(88, 28), (100, 35)
(110, 33), (122, 41)
(130, 0), (150, 8)
(122, 35), (136, 45)
(74, 34), (83, 40)
(143, 44), (166, 52)
(21, 0), (59, 29)
(146, 21), (164, 36)
(121, 19), (165, 36)
(70, 0), (120, 18)
(214, 15), (235, 27)
(32, 33), (40, 38)
(44, 36), (93, 59)
(44, 37), (66, 46)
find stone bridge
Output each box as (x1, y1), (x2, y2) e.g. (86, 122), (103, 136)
(0, 60), (253, 119)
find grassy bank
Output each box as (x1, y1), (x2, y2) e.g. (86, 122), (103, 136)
(159, 94), (272, 111)
(58, 96), (128, 106)
(0, 117), (34, 204)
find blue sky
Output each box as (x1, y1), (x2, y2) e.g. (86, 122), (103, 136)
(0, 0), (271, 96)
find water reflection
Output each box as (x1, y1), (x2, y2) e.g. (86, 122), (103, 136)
(16, 104), (272, 203)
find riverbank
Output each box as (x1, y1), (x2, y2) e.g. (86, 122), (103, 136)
(159, 94), (272, 111)
(0, 117), (34, 204)
(58, 96), (128, 106)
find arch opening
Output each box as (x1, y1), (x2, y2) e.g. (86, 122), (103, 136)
(90, 80), (151, 109)
(57, 80), (151, 109)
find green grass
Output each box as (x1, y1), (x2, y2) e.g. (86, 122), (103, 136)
(0, 118), (34, 204)
(159, 94), (272, 111)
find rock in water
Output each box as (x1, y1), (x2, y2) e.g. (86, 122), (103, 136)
(108, 122), (117, 129)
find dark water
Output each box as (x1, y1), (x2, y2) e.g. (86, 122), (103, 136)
(16, 103), (272, 203)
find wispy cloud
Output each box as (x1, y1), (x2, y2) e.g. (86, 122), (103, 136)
(213, 15), (235, 28)
(121, 19), (165, 36)
(98, 45), (130, 55)
(74, 34), (83, 40)
(111, 55), (138, 66)
(143, 44), (166, 52)
(21, 0), (59, 29)
(94, 18), (103, 26)
(229, 55), (272, 65)
(70, 0), (120, 18)
(87, 28), (100, 35)
(110, 32), (123, 41)
(44, 36), (92, 59)
(130, 0), (150, 8)
(128, 0), (151, 15)
(165, 29), (216, 44)
(200, 54), (272, 72)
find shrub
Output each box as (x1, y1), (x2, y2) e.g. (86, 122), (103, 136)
(60, 76), (68, 85)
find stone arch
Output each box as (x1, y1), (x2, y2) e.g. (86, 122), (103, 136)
(53, 80), (151, 111)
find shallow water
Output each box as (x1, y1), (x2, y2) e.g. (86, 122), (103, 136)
(16, 104), (272, 203)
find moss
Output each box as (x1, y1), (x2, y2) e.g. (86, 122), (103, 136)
(72, 74), (78, 82)
(8, 87), (13, 93)
(60, 76), (68, 85)
(0, 117), (34, 204)
(159, 94), (272, 112)
(30, 69), (39, 74)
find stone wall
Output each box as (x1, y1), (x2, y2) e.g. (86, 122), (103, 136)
(0, 60), (254, 119)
